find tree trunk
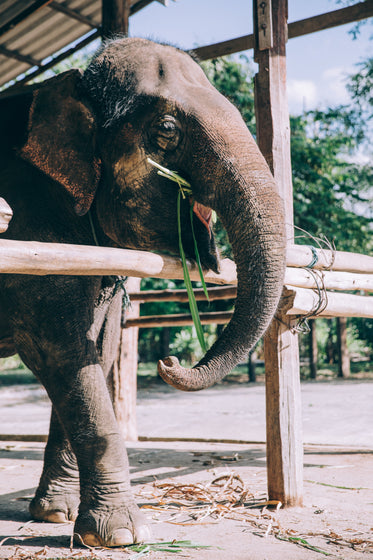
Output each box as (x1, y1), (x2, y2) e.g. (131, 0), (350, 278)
(309, 319), (317, 379)
(326, 319), (335, 365)
(248, 347), (257, 383)
(337, 317), (350, 378)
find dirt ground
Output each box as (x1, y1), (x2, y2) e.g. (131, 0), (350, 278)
(0, 440), (372, 560)
(0, 377), (372, 559)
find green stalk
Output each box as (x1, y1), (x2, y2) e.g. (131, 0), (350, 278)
(147, 157), (208, 354)
(189, 203), (210, 302)
(177, 191), (207, 353)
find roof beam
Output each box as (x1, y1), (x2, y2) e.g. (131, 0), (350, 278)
(288, 1), (373, 39)
(5, 30), (100, 92)
(48, 1), (96, 28)
(0, 45), (40, 67)
(193, 1), (373, 60)
(4, 0), (372, 90)
(130, 0), (156, 16)
(0, 0), (53, 39)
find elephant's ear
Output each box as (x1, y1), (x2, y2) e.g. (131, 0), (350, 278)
(20, 69), (101, 216)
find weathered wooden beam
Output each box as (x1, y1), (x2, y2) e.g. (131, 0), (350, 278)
(285, 267), (373, 293)
(193, 1), (373, 61)
(0, 239), (237, 283)
(1, 239), (373, 292)
(0, 0), (53, 39)
(129, 286), (238, 302)
(288, 1), (373, 40)
(102, 0), (131, 38)
(110, 277), (141, 441)
(129, 268), (373, 301)
(125, 311), (233, 328)
(49, 1), (97, 28)
(130, 0), (156, 15)
(286, 245), (373, 274)
(192, 35), (255, 61)
(0, 199), (13, 233)
(125, 288), (373, 328)
(0, 46), (40, 67)
(254, 0), (303, 507)
(5, 30), (101, 92)
(287, 286), (373, 319)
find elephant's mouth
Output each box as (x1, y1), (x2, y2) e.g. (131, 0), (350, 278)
(192, 201), (213, 236)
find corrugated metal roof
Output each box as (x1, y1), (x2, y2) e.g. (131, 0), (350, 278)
(0, 0), (161, 90)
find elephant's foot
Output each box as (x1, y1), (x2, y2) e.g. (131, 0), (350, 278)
(30, 457), (80, 523)
(74, 487), (151, 547)
(30, 490), (79, 523)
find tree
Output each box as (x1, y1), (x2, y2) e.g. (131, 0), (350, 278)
(291, 106), (372, 253)
(203, 54), (372, 374)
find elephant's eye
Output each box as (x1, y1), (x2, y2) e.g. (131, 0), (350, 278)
(150, 115), (181, 151)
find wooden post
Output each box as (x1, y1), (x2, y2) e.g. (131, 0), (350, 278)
(0, 198), (12, 233)
(101, 0), (135, 439)
(309, 319), (318, 379)
(102, 0), (131, 39)
(111, 277), (141, 441)
(337, 317), (350, 378)
(254, 0), (303, 506)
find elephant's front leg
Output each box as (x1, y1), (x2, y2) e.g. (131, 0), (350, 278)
(43, 361), (149, 547)
(30, 288), (123, 527)
(30, 408), (80, 523)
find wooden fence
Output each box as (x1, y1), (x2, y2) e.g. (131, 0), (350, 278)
(1, 0), (372, 509)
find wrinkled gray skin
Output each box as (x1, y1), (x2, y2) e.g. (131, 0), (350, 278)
(0, 38), (285, 546)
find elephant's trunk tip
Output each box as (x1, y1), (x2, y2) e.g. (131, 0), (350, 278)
(157, 356), (202, 392)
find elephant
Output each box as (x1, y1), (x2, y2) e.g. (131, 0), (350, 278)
(0, 37), (286, 547)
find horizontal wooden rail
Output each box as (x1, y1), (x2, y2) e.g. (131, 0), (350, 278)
(0, 199), (12, 233)
(288, 286), (373, 319)
(129, 269), (373, 301)
(125, 288), (373, 327)
(0, 239), (236, 284)
(1, 239), (373, 280)
(286, 245), (373, 274)
(125, 311), (233, 328)
(129, 286), (238, 302)
(285, 267), (373, 293)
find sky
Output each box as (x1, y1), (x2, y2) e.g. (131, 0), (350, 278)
(128, 0), (372, 115)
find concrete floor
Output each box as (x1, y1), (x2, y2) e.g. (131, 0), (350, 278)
(0, 379), (372, 559)
(1, 378), (372, 447)
(0, 440), (372, 559)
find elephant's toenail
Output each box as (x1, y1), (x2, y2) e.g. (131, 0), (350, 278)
(108, 528), (134, 546)
(75, 532), (102, 547)
(135, 524), (152, 542)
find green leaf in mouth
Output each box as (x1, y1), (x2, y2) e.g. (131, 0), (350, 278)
(147, 157), (209, 354)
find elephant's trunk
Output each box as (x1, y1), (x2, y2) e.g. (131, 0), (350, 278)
(158, 107), (286, 391)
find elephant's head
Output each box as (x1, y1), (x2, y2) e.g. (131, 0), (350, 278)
(20, 37), (286, 391)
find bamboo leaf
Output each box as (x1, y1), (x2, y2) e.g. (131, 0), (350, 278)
(190, 203), (210, 302)
(147, 157), (208, 354)
(178, 192), (207, 353)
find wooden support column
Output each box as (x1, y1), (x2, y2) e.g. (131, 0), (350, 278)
(102, 0), (131, 38)
(101, 0), (135, 439)
(111, 277), (141, 441)
(254, 0), (303, 506)
(0, 198), (12, 233)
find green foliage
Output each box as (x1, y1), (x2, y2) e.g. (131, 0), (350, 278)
(25, 46), (373, 370)
(201, 56), (256, 135)
(291, 107), (373, 253)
